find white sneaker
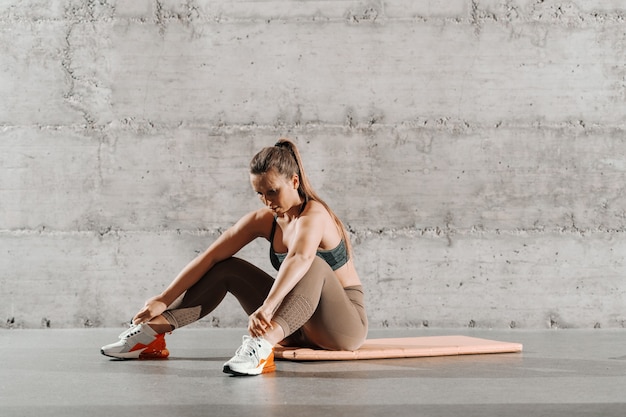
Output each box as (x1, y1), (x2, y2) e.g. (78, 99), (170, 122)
(223, 335), (275, 376)
(100, 323), (169, 360)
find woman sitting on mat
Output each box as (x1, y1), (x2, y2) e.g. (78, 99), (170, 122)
(101, 139), (368, 376)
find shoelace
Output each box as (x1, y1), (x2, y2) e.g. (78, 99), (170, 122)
(235, 336), (261, 359)
(118, 323), (141, 339)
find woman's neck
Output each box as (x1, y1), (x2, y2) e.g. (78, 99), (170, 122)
(281, 199), (306, 221)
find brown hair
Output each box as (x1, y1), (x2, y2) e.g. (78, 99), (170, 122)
(250, 138), (353, 257)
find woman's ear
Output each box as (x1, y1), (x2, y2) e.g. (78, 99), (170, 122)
(292, 174), (300, 190)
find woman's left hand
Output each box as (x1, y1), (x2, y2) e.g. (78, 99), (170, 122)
(248, 303), (275, 338)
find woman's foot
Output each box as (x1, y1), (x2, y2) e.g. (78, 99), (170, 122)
(101, 323), (170, 360)
(223, 335), (275, 376)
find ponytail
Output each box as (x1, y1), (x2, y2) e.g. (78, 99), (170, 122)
(250, 139), (353, 258)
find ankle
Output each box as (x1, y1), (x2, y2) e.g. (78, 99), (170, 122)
(261, 322), (284, 346)
(147, 323), (174, 334)
(145, 315), (174, 334)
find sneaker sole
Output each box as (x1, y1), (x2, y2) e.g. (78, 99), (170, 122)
(138, 349), (169, 360)
(222, 353), (276, 376)
(222, 363), (276, 376)
(100, 348), (143, 360)
(100, 348), (169, 360)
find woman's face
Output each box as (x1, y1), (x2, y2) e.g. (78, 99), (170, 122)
(250, 168), (300, 215)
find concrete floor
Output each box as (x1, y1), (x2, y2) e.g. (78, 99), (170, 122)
(1, 327), (625, 417)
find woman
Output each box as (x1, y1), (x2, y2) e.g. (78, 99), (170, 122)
(101, 139), (368, 376)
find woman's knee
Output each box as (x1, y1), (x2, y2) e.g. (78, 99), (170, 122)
(293, 257), (332, 290)
(208, 257), (245, 274)
(202, 257), (268, 286)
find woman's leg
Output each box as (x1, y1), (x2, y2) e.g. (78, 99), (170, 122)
(160, 255), (367, 350)
(102, 257), (275, 360)
(273, 257), (368, 351)
(302, 284), (367, 351)
(223, 257), (367, 375)
(160, 257), (274, 329)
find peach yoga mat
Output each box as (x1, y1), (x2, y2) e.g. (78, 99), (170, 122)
(274, 335), (523, 361)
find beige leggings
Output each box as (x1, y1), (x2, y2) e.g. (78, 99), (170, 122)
(162, 257), (368, 351)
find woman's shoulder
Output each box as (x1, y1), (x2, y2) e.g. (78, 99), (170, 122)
(251, 207), (276, 227)
(253, 207), (276, 220)
(300, 200), (343, 248)
(303, 199), (327, 214)
(301, 200), (336, 226)
(234, 208), (275, 239)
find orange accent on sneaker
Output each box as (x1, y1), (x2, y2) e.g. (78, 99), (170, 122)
(259, 351), (276, 374)
(138, 333), (170, 360)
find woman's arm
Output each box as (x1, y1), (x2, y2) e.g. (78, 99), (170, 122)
(133, 209), (273, 324)
(248, 207), (326, 336)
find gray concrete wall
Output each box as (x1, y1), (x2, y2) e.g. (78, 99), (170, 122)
(1, 0), (625, 329)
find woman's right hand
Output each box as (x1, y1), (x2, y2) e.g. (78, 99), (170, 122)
(132, 295), (168, 325)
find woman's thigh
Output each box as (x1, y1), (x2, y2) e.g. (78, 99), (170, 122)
(298, 260), (368, 350)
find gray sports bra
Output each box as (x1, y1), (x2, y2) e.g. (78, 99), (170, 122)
(269, 216), (349, 271)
